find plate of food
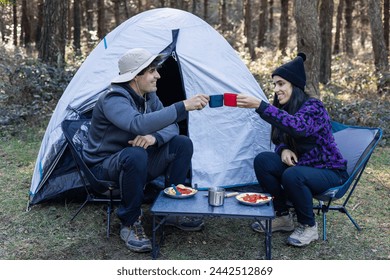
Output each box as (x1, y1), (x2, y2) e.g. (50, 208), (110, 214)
(235, 192), (272, 206)
(164, 184), (198, 199)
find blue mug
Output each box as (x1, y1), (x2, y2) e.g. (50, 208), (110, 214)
(209, 94), (223, 108)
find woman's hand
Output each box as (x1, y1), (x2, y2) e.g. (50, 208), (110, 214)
(236, 94), (262, 109)
(281, 149), (298, 166)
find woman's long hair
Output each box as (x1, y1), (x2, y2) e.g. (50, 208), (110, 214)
(271, 86), (310, 152)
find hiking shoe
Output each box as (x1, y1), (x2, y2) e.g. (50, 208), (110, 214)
(251, 213), (294, 233)
(159, 216), (204, 231)
(287, 223), (319, 247)
(120, 220), (152, 253)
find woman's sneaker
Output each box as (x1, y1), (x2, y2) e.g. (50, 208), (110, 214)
(287, 223), (319, 247)
(120, 220), (152, 252)
(251, 213), (294, 233)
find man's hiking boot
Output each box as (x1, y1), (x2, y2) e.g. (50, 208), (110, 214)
(251, 213), (294, 233)
(159, 216), (204, 231)
(120, 219), (152, 253)
(287, 223), (319, 247)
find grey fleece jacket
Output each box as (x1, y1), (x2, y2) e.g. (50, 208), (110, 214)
(83, 83), (188, 166)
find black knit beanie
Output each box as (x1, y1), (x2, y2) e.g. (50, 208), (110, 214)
(272, 53), (307, 91)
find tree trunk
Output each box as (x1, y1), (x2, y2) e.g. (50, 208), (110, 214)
(80, 0), (86, 29)
(278, 0), (288, 55)
(177, 0), (186, 10)
(269, 0), (274, 30)
(12, 0), (17, 46)
(97, 0), (106, 39)
(344, 0), (353, 55)
(74, 0), (81, 54)
(86, 0), (94, 31)
(359, 0), (369, 48)
(67, 0), (72, 45)
(35, 0), (43, 46)
(384, 0), (389, 51)
(204, 0), (208, 21)
(192, 0), (196, 14)
(244, 0), (255, 59)
(257, 0), (268, 48)
(158, 0), (164, 8)
(114, 0), (121, 26)
(294, 0), (321, 97)
(38, 0), (67, 68)
(220, 0), (227, 32)
(368, 0), (389, 94)
(333, 0), (343, 54)
(319, 0), (334, 84)
(21, 0), (31, 46)
(169, 0), (176, 8)
(123, 0), (130, 18)
(368, 0), (389, 72)
(0, 6), (5, 42)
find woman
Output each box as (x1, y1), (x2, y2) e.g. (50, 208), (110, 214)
(236, 53), (348, 247)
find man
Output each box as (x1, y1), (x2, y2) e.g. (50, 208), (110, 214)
(83, 48), (209, 252)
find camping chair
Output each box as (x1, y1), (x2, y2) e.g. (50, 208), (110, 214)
(61, 119), (121, 238)
(313, 121), (383, 240)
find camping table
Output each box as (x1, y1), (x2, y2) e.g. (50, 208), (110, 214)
(150, 190), (275, 260)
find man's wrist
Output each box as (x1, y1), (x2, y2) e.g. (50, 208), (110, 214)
(183, 100), (189, 111)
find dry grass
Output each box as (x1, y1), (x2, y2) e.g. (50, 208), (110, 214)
(0, 127), (388, 260)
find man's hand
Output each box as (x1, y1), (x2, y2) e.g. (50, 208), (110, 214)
(128, 135), (156, 149)
(281, 149), (298, 166)
(183, 94), (210, 111)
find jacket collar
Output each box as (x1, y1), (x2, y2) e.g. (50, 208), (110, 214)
(112, 82), (151, 105)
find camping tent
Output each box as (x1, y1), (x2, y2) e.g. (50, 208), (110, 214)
(29, 8), (272, 206)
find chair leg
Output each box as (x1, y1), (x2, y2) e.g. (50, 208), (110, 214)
(317, 200), (323, 215)
(106, 204), (111, 239)
(342, 207), (362, 231)
(70, 196), (90, 221)
(106, 190), (114, 238)
(319, 202), (329, 241)
(322, 211), (327, 241)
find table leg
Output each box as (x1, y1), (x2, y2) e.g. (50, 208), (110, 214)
(151, 215), (166, 259)
(265, 219), (272, 260)
(152, 215), (158, 259)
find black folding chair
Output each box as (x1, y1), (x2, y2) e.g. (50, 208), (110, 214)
(61, 119), (121, 238)
(313, 121), (383, 240)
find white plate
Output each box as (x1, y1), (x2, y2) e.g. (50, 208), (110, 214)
(163, 185), (198, 199)
(235, 192), (272, 206)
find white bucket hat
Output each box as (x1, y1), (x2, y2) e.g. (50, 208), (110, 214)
(111, 48), (160, 83)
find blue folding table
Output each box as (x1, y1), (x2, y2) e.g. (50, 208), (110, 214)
(150, 190), (275, 259)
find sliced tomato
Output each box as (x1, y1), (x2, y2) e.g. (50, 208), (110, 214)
(242, 193), (269, 203)
(177, 186), (192, 195)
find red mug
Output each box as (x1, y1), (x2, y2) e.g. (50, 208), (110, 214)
(224, 93), (238, 107)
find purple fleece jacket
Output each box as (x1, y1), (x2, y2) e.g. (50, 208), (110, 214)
(256, 98), (347, 170)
